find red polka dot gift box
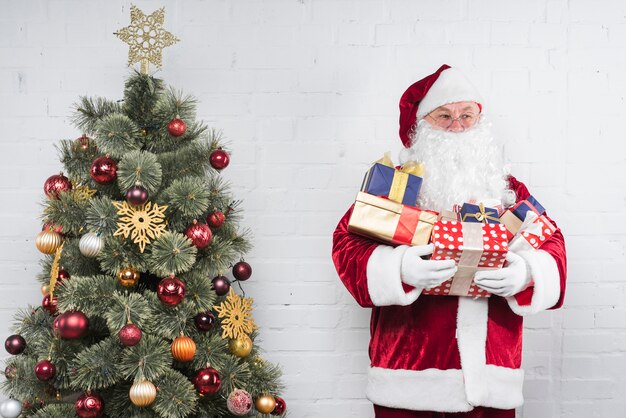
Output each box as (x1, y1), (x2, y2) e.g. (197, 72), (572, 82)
(423, 220), (509, 297)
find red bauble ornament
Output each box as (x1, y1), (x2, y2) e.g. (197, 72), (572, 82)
(118, 324), (142, 347)
(193, 367), (221, 395)
(209, 148), (230, 170)
(206, 210), (225, 228)
(34, 359), (56, 381)
(126, 185), (149, 206)
(44, 173), (72, 199)
(167, 117), (187, 137)
(272, 396), (287, 415)
(42, 294), (58, 315)
(57, 268), (70, 284)
(232, 261), (252, 281)
(57, 311), (89, 339)
(43, 223), (64, 235)
(75, 392), (104, 418)
(194, 312), (215, 332)
(157, 276), (186, 306)
(90, 156), (117, 184)
(211, 275), (230, 296)
(5, 335), (26, 355)
(185, 220), (213, 249)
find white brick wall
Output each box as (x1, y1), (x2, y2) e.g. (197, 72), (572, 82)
(0, 1), (623, 417)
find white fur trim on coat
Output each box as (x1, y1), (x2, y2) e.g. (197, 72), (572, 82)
(416, 68), (484, 119)
(366, 245), (421, 307)
(506, 249), (561, 315)
(366, 365), (524, 412)
(456, 297), (489, 406)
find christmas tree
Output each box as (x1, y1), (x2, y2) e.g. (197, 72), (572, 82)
(0, 6), (286, 418)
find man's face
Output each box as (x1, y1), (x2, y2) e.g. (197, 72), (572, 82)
(423, 101), (481, 133)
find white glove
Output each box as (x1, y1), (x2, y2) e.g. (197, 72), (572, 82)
(401, 244), (457, 289)
(474, 252), (531, 297)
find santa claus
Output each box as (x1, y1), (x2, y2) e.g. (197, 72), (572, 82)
(331, 64), (567, 418)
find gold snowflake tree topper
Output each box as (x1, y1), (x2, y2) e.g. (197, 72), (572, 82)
(114, 5), (179, 74)
(213, 288), (257, 340)
(113, 201), (168, 253)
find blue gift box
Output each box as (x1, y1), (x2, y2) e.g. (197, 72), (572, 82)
(459, 202), (500, 224)
(512, 195), (546, 221)
(360, 163), (423, 207)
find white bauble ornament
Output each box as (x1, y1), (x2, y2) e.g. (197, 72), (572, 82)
(0, 398), (22, 418)
(227, 389), (252, 416)
(79, 232), (103, 257)
(129, 379), (157, 407)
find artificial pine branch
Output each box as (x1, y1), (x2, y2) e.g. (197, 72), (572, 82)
(123, 71), (165, 129)
(158, 176), (211, 230)
(42, 192), (88, 236)
(56, 138), (100, 180)
(31, 403), (77, 418)
(118, 334), (171, 382)
(97, 236), (149, 275)
(85, 195), (119, 235)
(71, 96), (122, 135)
(151, 369), (198, 418)
(55, 275), (118, 316)
(117, 150), (163, 194)
(69, 337), (123, 390)
(103, 291), (155, 332)
(147, 231), (198, 277)
(95, 113), (142, 158)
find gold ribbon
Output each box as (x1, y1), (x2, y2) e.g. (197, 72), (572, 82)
(462, 202), (499, 223)
(375, 152), (425, 204)
(49, 243), (64, 297)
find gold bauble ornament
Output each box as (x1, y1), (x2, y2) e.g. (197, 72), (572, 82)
(171, 335), (196, 362)
(255, 394), (276, 414)
(35, 230), (62, 254)
(129, 378), (157, 407)
(228, 334), (253, 358)
(117, 267), (140, 288)
(41, 285), (50, 296)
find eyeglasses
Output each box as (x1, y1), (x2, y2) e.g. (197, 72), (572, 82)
(426, 111), (479, 130)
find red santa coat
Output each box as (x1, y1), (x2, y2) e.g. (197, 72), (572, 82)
(331, 175), (567, 412)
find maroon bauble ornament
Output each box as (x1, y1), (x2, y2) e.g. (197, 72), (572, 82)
(271, 396), (287, 415)
(126, 185), (149, 206)
(232, 261), (252, 281)
(90, 155), (117, 184)
(185, 220), (213, 249)
(5, 335), (26, 355)
(42, 294), (58, 315)
(167, 117), (187, 137)
(211, 275), (230, 296)
(34, 359), (56, 381)
(194, 312), (215, 332)
(209, 148), (230, 170)
(118, 324), (142, 347)
(75, 134), (91, 152)
(44, 173), (72, 199)
(57, 311), (89, 339)
(193, 367), (221, 395)
(4, 365), (17, 379)
(206, 210), (225, 228)
(75, 392), (104, 418)
(57, 268), (70, 284)
(157, 276), (186, 306)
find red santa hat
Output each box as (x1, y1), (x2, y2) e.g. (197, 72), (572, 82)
(398, 64), (483, 147)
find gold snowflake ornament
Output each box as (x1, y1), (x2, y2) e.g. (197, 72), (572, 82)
(213, 288), (257, 340)
(113, 201), (168, 253)
(115, 5), (179, 74)
(71, 183), (97, 203)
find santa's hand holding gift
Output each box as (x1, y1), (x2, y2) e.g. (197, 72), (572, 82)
(331, 64), (567, 418)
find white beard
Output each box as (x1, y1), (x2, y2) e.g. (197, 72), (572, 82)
(399, 117), (513, 213)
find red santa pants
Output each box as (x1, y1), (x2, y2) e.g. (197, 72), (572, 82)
(374, 405), (515, 418)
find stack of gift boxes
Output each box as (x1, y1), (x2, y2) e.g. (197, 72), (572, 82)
(348, 156), (556, 298)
